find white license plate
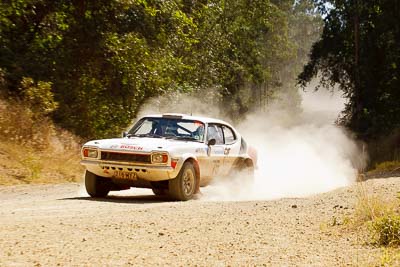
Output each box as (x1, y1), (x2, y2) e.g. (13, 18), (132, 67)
(113, 171), (137, 180)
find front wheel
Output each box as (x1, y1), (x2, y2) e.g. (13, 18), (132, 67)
(168, 162), (197, 201)
(85, 171), (111, 197)
(152, 188), (167, 196)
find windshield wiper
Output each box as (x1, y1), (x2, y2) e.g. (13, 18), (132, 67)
(174, 136), (198, 141)
(127, 133), (197, 141)
(129, 133), (163, 138)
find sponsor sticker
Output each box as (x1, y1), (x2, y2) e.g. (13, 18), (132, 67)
(120, 144), (143, 150)
(212, 147), (225, 155)
(195, 148), (207, 154)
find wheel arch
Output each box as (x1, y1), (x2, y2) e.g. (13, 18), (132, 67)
(244, 157), (254, 168)
(183, 157), (201, 194)
(233, 156), (254, 168)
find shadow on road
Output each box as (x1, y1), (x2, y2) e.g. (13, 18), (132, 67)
(58, 194), (173, 204)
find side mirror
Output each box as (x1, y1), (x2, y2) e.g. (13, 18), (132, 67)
(207, 138), (216, 146)
(122, 131), (128, 137)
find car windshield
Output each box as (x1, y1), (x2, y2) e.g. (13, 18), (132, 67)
(128, 117), (205, 142)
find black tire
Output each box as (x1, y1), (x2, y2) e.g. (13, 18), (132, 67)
(168, 162), (197, 201)
(85, 170), (111, 197)
(152, 188), (167, 196)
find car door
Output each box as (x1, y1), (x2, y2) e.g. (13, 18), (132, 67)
(221, 125), (241, 175)
(200, 123), (225, 179)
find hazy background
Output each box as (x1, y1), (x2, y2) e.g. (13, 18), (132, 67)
(131, 85), (366, 201)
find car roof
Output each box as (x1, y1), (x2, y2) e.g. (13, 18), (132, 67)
(141, 113), (233, 126)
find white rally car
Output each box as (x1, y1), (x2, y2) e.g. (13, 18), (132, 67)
(81, 114), (257, 200)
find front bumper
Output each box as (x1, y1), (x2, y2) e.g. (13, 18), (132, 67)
(81, 160), (180, 181)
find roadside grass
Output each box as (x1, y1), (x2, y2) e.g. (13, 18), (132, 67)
(378, 248), (400, 266)
(353, 183), (400, 266)
(353, 185), (398, 226)
(0, 98), (83, 185)
(367, 161), (400, 178)
(320, 180), (400, 266)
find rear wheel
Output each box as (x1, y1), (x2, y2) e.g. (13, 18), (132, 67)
(168, 162), (197, 201)
(85, 170), (111, 197)
(231, 159), (254, 186)
(242, 160), (254, 177)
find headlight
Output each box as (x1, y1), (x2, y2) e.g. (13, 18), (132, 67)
(82, 148), (98, 158)
(151, 153), (168, 164)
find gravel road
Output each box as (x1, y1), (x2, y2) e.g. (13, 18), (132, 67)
(1, 177), (399, 266)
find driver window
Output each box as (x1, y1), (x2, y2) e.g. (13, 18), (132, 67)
(207, 124), (224, 145)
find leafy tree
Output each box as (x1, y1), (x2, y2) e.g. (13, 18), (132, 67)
(299, 0), (400, 139)
(20, 77), (58, 117)
(0, 0), (323, 138)
(1, 0), (201, 138)
(188, 0), (300, 117)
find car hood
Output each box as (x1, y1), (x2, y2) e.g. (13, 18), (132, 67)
(83, 137), (202, 153)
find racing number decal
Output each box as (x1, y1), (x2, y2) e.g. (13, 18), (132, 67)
(224, 147), (231, 155)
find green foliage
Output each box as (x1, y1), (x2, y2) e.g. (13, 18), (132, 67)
(20, 77), (58, 116)
(378, 248), (400, 266)
(299, 0), (400, 140)
(354, 186), (400, 249)
(0, 0), (322, 139)
(370, 215), (400, 247)
(373, 161), (400, 173)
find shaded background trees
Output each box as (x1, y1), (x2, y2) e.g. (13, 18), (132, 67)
(0, 0), (321, 138)
(298, 0), (400, 164)
(299, 0), (400, 140)
(2, 0), (399, 166)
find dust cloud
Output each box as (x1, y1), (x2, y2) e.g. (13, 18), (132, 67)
(135, 88), (366, 201)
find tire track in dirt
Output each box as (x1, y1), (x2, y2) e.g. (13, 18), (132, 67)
(1, 178), (399, 266)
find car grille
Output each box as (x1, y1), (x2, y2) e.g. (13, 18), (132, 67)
(100, 151), (151, 163)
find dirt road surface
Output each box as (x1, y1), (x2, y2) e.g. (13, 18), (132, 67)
(1, 177), (399, 266)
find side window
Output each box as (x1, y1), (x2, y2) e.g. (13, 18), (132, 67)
(222, 125), (236, 144)
(207, 124), (224, 145)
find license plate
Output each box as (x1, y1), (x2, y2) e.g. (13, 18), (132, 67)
(113, 171), (137, 180)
